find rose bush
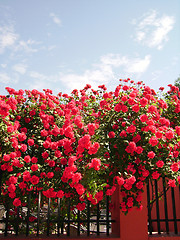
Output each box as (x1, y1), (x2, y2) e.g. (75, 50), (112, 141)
(0, 79), (179, 216)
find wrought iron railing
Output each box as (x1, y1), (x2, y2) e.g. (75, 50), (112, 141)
(147, 178), (180, 235)
(0, 192), (115, 237)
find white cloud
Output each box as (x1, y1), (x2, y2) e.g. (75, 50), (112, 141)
(29, 71), (61, 85)
(151, 70), (162, 81)
(60, 67), (114, 91)
(12, 63), (27, 75)
(125, 55), (151, 74)
(48, 45), (56, 51)
(100, 54), (128, 67)
(133, 10), (175, 49)
(14, 39), (41, 53)
(0, 22), (42, 55)
(60, 54), (151, 91)
(50, 13), (62, 27)
(28, 71), (60, 92)
(0, 72), (11, 83)
(30, 71), (49, 81)
(1, 64), (7, 68)
(28, 54), (151, 92)
(28, 80), (52, 92)
(0, 25), (18, 53)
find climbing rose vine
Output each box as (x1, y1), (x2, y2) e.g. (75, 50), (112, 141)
(0, 79), (180, 214)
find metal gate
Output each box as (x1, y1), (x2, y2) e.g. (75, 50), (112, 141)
(0, 192), (114, 237)
(147, 178), (180, 236)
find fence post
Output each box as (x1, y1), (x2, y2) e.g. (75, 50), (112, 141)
(0, 170), (3, 196)
(111, 186), (148, 240)
(111, 186), (121, 237)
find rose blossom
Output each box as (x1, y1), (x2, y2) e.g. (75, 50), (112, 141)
(13, 198), (21, 207)
(156, 160), (164, 168)
(76, 202), (86, 211)
(148, 151), (155, 159)
(170, 162), (179, 172)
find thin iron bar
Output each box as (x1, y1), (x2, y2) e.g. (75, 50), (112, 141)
(154, 180), (161, 234)
(26, 193), (31, 236)
(15, 206), (20, 235)
(97, 203), (100, 235)
(37, 191), (41, 236)
(162, 177), (169, 234)
(57, 198), (60, 236)
(147, 181), (153, 235)
(87, 201), (90, 236)
(77, 210), (80, 236)
(47, 197), (51, 236)
(67, 199), (70, 236)
(0, 170), (3, 196)
(171, 187), (178, 234)
(4, 204), (9, 237)
(106, 196), (110, 236)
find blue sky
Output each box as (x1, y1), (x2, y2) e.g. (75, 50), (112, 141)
(0, 0), (180, 95)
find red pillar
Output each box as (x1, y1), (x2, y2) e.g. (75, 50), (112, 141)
(111, 187), (148, 240)
(111, 186), (121, 237)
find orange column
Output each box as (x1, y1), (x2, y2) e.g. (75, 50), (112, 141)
(111, 186), (121, 237)
(111, 186), (148, 240)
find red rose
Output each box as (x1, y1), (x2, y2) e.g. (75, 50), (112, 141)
(76, 202), (86, 211)
(152, 171), (160, 179)
(13, 198), (21, 207)
(170, 162), (179, 172)
(89, 158), (101, 171)
(9, 176), (17, 184)
(168, 179), (176, 188)
(57, 190), (64, 198)
(147, 151), (155, 159)
(115, 176), (125, 186)
(125, 142), (136, 154)
(30, 175), (39, 185)
(108, 131), (115, 138)
(8, 184), (16, 192)
(18, 132), (27, 141)
(75, 184), (85, 195)
(175, 126), (180, 135)
(156, 160), (164, 168)
(47, 172), (54, 178)
(28, 139), (34, 146)
(149, 136), (158, 146)
(165, 130), (174, 140)
(31, 164), (38, 172)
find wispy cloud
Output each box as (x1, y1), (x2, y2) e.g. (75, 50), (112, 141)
(14, 39), (41, 53)
(28, 71), (61, 92)
(60, 54), (151, 91)
(1, 64), (7, 68)
(12, 63), (27, 75)
(6, 52), (151, 92)
(48, 45), (56, 51)
(28, 53), (151, 92)
(0, 72), (11, 83)
(132, 10), (175, 50)
(124, 55), (151, 74)
(0, 24), (18, 53)
(0, 21), (42, 56)
(50, 13), (62, 27)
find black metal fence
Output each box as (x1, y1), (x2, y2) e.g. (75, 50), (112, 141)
(0, 192), (114, 237)
(147, 177), (180, 236)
